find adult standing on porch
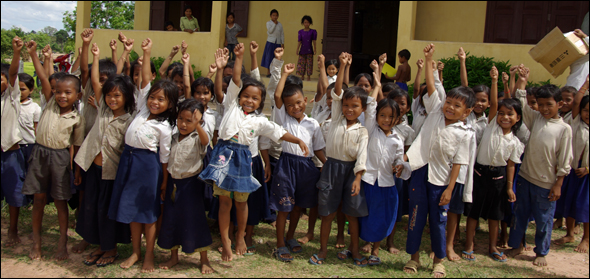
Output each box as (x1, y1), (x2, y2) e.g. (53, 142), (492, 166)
(180, 6), (200, 34)
(262, 9), (284, 77)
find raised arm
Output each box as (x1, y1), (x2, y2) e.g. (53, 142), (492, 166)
(413, 58), (424, 99)
(572, 74), (589, 119)
(213, 48), (229, 103)
(369, 60), (383, 101)
(90, 43), (103, 102)
(334, 52), (350, 97)
(501, 71), (510, 97)
(378, 53), (387, 81)
(509, 65), (519, 95)
(26, 40), (51, 101)
(232, 43), (245, 87)
(110, 39), (117, 63)
(488, 65), (499, 122)
(181, 40), (195, 85)
(424, 44), (436, 97)
(9, 37), (23, 87)
(42, 45), (53, 77)
(80, 28), (94, 88)
(437, 61), (444, 83)
(317, 54), (328, 99)
(141, 38), (153, 90)
(458, 47), (468, 87)
(70, 47), (81, 75)
(117, 38), (134, 74)
(274, 63), (295, 109)
(181, 53), (192, 100)
(206, 63), (217, 79)
(159, 45), (180, 78)
(343, 53), (351, 86)
(250, 41), (259, 72)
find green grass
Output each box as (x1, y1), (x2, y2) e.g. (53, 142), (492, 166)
(22, 62), (35, 77)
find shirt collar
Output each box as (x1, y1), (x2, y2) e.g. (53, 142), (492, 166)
(21, 98), (32, 105)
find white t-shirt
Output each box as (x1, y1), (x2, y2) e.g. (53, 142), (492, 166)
(476, 116), (524, 166)
(18, 98), (42, 145)
(274, 105), (324, 157)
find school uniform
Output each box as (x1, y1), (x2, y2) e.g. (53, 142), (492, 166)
(554, 112), (574, 220)
(467, 112), (488, 145)
(316, 89), (369, 218)
(108, 83), (173, 224)
(199, 107), (217, 211)
(411, 68), (447, 135)
(18, 98), (41, 165)
(1, 78), (27, 207)
(393, 122), (415, 220)
(508, 89), (573, 257)
(504, 123), (530, 225)
(562, 115), (589, 223)
(261, 21), (284, 69)
(359, 96), (410, 242)
(269, 104), (325, 213)
(469, 117), (524, 221)
(405, 87), (475, 260)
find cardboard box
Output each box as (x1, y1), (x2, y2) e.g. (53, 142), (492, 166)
(529, 27), (588, 78)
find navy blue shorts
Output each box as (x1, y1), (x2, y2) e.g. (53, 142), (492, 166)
(317, 158), (368, 218)
(1, 148), (28, 207)
(269, 152), (320, 212)
(449, 182), (465, 215)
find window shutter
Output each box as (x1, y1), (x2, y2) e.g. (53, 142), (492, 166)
(231, 1), (249, 37)
(150, 1), (167, 30)
(322, 1), (354, 61)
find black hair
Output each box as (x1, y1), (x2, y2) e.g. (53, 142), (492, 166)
(354, 73), (373, 88)
(398, 49), (411, 60)
(17, 73), (35, 90)
(472, 84), (490, 99)
(498, 98), (523, 134)
(98, 58), (117, 78)
(418, 83), (428, 108)
(227, 12), (235, 21)
(57, 74), (82, 93)
(178, 98), (205, 126)
(498, 90), (505, 99)
(225, 61), (247, 75)
(169, 67), (184, 81)
(286, 75), (303, 88)
(191, 77), (215, 101)
(102, 74), (136, 114)
(301, 15), (313, 25)
(580, 95), (590, 113)
(147, 80), (179, 127)
(184, 5), (192, 13)
(387, 88), (410, 104)
(535, 84), (561, 102)
(49, 71), (67, 83)
(281, 84), (304, 101)
(376, 98), (401, 127)
(130, 59), (156, 78)
(382, 82), (398, 94)
(446, 86), (476, 108)
(222, 75), (232, 87)
(164, 21), (174, 28)
(325, 59), (339, 72)
(526, 86), (538, 96)
(560, 86), (577, 95)
(342, 86), (368, 109)
(327, 82), (348, 92)
(239, 77), (267, 113)
(270, 9), (279, 16)
(1, 63), (9, 79)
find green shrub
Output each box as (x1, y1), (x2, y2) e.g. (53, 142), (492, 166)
(129, 50), (201, 82)
(439, 52), (511, 93)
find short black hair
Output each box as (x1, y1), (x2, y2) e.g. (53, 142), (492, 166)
(147, 79), (179, 127)
(342, 86), (368, 109)
(239, 77), (266, 113)
(178, 98), (205, 126)
(446, 86), (476, 108)
(227, 12), (235, 21)
(102, 74), (136, 114)
(472, 84), (490, 99)
(301, 15), (313, 25)
(57, 74), (82, 93)
(191, 77), (215, 101)
(49, 71), (67, 83)
(398, 49), (411, 60)
(17, 73), (35, 90)
(184, 5), (192, 13)
(535, 84), (561, 102)
(580, 95), (589, 112)
(387, 88), (410, 103)
(281, 83), (304, 101)
(169, 67), (184, 81)
(286, 75), (303, 88)
(327, 82), (348, 92)
(498, 90), (505, 99)
(89, 58), (117, 80)
(0, 63), (9, 79)
(560, 86), (576, 95)
(376, 98), (401, 125)
(270, 9), (278, 16)
(325, 59), (339, 70)
(225, 61), (246, 74)
(354, 73), (373, 88)
(222, 75), (232, 86)
(164, 21), (174, 28)
(498, 98), (523, 134)
(382, 82), (398, 94)
(130, 59), (156, 78)
(526, 86), (538, 97)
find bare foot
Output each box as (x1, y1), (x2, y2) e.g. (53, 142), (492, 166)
(446, 249), (460, 261)
(141, 253), (155, 273)
(533, 255), (547, 266)
(524, 245), (533, 252)
(361, 242), (372, 253)
(4, 232), (21, 247)
(429, 251), (435, 259)
(335, 235), (345, 249)
(29, 241), (42, 260)
(553, 219), (563, 229)
(221, 243), (233, 262)
(506, 246), (524, 258)
(71, 240), (90, 254)
(573, 224), (581, 235)
(201, 258), (214, 274)
(270, 221), (277, 228)
(388, 245), (400, 254)
(96, 249), (118, 266)
(54, 237), (69, 261)
(235, 233), (247, 256)
(297, 233), (314, 244)
(574, 239), (589, 253)
(553, 235), (575, 245)
(120, 253), (141, 269)
(159, 257), (178, 270)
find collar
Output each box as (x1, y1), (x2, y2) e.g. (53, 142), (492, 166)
(341, 118), (363, 131)
(447, 119), (472, 130)
(21, 98), (32, 105)
(112, 112), (131, 122)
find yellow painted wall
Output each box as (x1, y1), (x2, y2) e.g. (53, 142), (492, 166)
(398, 1), (568, 85)
(75, 1), (227, 76)
(415, 1), (486, 43)
(238, 1), (325, 73)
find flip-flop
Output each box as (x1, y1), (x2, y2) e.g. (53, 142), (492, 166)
(244, 246), (256, 256)
(353, 256), (368, 267)
(489, 252), (507, 262)
(309, 254), (325, 265)
(337, 249), (352, 260)
(274, 246), (293, 262)
(286, 239), (302, 254)
(367, 255), (381, 266)
(83, 251), (105, 266)
(462, 250), (476, 261)
(96, 253), (119, 267)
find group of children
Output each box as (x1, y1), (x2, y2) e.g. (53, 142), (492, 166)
(1, 26), (588, 277)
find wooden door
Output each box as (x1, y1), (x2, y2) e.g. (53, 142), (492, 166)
(322, 1), (354, 62)
(150, 1), (167, 30)
(230, 1), (249, 37)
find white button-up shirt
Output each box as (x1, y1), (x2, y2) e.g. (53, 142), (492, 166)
(167, 131), (208, 179)
(466, 112), (488, 145)
(476, 116), (524, 167)
(274, 104), (325, 157)
(18, 98), (41, 145)
(266, 21), (284, 44)
(81, 79), (98, 136)
(571, 115), (589, 169)
(1, 77), (22, 151)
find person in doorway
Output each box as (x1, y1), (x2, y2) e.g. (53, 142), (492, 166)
(261, 9), (284, 78)
(180, 6), (200, 34)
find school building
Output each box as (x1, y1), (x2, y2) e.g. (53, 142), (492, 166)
(75, 1), (588, 85)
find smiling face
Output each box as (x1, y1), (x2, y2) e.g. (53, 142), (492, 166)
(283, 91), (307, 121)
(442, 96), (471, 123)
(473, 91), (490, 116)
(536, 97), (562, 119)
(377, 106), (398, 134)
(184, 8), (192, 18)
(193, 85), (212, 107)
(560, 91), (574, 114)
(497, 105), (520, 134)
(526, 94), (539, 111)
(342, 96), (364, 123)
(147, 89), (171, 116)
(393, 96), (409, 115)
(327, 65), (338, 78)
(105, 86), (126, 115)
(177, 109), (198, 136)
(356, 77), (372, 94)
(239, 86), (262, 113)
(19, 81), (32, 102)
(55, 80), (80, 110)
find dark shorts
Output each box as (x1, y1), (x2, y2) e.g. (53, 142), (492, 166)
(22, 144), (73, 200)
(448, 182), (465, 215)
(1, 148), (28, 207)
(468, 163), (507, 221)
(317, 158), (368, 218)
(269, 152), (320, 212)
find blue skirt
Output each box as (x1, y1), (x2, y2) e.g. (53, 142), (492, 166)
(395, 177), (409, 221)
(201, 145), (214, 211)
(158, 175), (212, 253)
(554, 172), (573, 219)
(108, 145), (162, 224)
(1, 148), (28, 207)
(261, 41), (282, 69)
(562, 161), (589, 223)
(359, 180), (398, 242)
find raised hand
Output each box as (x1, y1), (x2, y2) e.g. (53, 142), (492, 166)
(25, 40), (37, 55)
(250, 41), (259, 56)
(502, 72), (509, 83)
(372, 72), (381, 88)
(124, 39), (134, 52)
(209, 63), (217, 74)
(379, 53), (387, 66)
(234, 43), (245, 58)
(118, 32), (128, 43)
(193, 107), (203, 123)
(437, 61), (445, 71)
(424, 44), (435, 60)
(91, 43), (100, 57)
(318, 54), (325, 66)
(284, 63), (295, 75)
(457, 47), (466, 60)
(137, 56), (143, 66)
(170, 45), (180, 56)
(110, 39), (117, 51)
(490, 65), (498, 80)
(370, 59), (379, 72)
(81, 28), (94, 43)
(346, 53), (352, 65)
(181, 40), (188, 54)
(509, 65), (519, 75)
(274, 47), (284, 60)
(42, 44), (52, 58)
(339, 52), (349, 66)
(215, 48), (229, 69)
(181, 53), (190, 64)
(416, 58), (424, 69)
(518, 66), (529, 81)
(141, 38), (152, 52)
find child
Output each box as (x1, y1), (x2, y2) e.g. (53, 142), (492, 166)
(270, 63), (327, 261)
(309, 52), (369, 267)
(22, 39), (85, 261)
(384, 49), (412, 91)
(463, 66), (524, 263)
(507, 66), (573, 267)
(411, 58), (428, 134)
(157, 99), (214, 274)
(312, 56), (345, 121)
(199, 44), (309, 262)
(107, 38), (178, 272)
(296, 15), (317, 81)
(1, 39), (28, 249)
(17, 71), (42, 167)
(403, 44), (475, 278)
(458, 47), (490, 144)
(225, 12), (243, 61)
(553, 76), (589, 253)
(558, 86), (576, 123)
(262, 9), (284, 77)
(74, 43), (136, 267)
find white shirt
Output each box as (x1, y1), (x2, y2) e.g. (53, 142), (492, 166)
(394, 122), (415, 147)
(411, 68), (446, 135)
(466, 112), (487, 145)
(571, 115), (589, 169)
(565, 36), (589, 90)
(362, 97), (405, 187)
(18, 98), (41, 145)
(124, 83), (173, 163)
(167, 131), (207, 179)
(516, 123), (531, 145)
(266, 21), (284, 44)
(266, 58), (284, 159)
(202, 107), (217, 144)
(1, 77), (22, 151)
(81, 79), (98, 136)
(274, 105), (324, 157)
(476, 116), (524, 166)
(326, 89), (369, 175)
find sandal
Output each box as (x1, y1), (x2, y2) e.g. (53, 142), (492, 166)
(403, 260), (420, 273)
(274, 246), (293, 262)
(337, 249), (352, 260)
(286, 239), (302, 254)
(353, 256), (368, 267)
(432, 263), (446, 278)
(96, 253), (119, 267)
(368, 255), (381, 266)
(461, 250), (476, 261)
(489, 252), (507, 262)
(84, 251), (105, 266)
(244, 245), (256, 256)
(309, 254), (324, 265)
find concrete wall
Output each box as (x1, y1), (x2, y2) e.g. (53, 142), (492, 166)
(415, 1), (486, 43)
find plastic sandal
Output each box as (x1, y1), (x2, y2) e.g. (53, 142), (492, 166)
(489, 252), (507, 262)
(432, 263), (446, 278)
(274, 247), (293, 262)
(337, 249), (352, 260)
(353, 256), (368, 267)
(286, 239), (302, 254)
(462, 250), (476, 261)
(403, 260), (420, 273)
(83, 251), (105, 266)
(309, 254), (324, 265)
(244, 245), (256, 256)
(368, 255), (381, 266)
(96, 253), (119, 267)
